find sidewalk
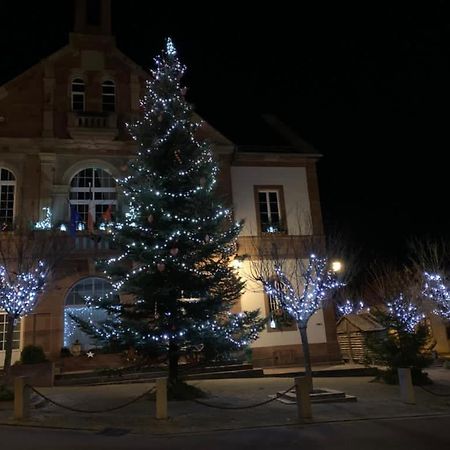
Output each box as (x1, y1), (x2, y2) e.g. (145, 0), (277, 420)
(1, 367), (449, 434)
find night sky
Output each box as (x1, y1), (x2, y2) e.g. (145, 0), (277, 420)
(1, 1), (449, 263)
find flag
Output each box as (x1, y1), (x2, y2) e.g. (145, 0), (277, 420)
(69, 204), (81, 237)
(102, 205), (112, 223)
(87, 183), (96, 233)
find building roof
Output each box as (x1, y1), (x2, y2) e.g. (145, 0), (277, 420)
(336, 313), (385, 332)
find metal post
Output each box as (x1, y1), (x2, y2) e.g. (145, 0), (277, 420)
(398, 368), (415, 404)
(14, 376), (31, 420)
(294, 376), (312, 420)
(155, 377), (168, 419)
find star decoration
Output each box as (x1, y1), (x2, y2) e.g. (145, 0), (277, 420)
(86, 351), (95, 358)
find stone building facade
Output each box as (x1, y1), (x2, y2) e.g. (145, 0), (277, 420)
(0, 0), (340, 367)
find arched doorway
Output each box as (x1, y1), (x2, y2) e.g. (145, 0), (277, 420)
(64, 277), (116, 351)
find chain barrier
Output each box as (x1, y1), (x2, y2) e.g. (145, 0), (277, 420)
(27, 385), (156, 413)
(192, 384), (296, 410)
(418, 384), (450, 397)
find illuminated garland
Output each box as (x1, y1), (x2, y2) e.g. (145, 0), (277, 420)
(34, 207), (52, 230)
(387, 294), (425, 333)
(0, 261), (47, 320)
(262, 254), (344, 326)
(423, 272), (450, 319)
(337, 299), (366, 317)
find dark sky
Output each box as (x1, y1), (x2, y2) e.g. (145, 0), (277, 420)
(1, 1), (449, 263)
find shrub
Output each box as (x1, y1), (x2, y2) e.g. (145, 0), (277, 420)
(0, 384), (14, 401)
(365, 308), (434, 385)
(20, 345), (47, 364)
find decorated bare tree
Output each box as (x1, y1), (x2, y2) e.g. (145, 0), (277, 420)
(0, 261), (47, 377)
(423, 272), (450, 320)
(250, 250), (343, 388)
(0, 228), (69, 380)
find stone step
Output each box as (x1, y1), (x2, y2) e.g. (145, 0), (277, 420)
(55, 367), (264, 386)
(273, 388), (357, 404)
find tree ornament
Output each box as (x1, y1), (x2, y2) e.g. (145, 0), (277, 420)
(147, 214), (154, 224)
(157, 262), (166, 272)
(170, 247), (179, 256)
(204, 234), (210, 243)
(174, 150), (182, 164)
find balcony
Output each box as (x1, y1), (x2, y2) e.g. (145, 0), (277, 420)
(67, 111), (118, 140)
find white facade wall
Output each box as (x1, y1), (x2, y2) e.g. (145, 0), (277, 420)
(231, 166), (313, 236)
(231, 165), (328, 349)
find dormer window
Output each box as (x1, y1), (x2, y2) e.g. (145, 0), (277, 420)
(102, 80), (115, 112)
(72, 78), (85, 112)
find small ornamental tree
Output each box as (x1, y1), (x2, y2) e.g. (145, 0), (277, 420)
(423, 272), (450, 320)
(88, 39), (264, 384)
(365, 295), (434, 384)
(0, 261), (47, 378)
(0, 227), (69, 380)
(256, 254), (343, 388)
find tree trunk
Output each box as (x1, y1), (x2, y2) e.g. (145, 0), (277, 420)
(298, 324), (313, 391)
(2, 315), (15, 382)
(168, 339), (179, 385)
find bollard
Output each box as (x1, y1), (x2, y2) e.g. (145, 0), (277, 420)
(398, 367), (416, 405)
(14, 376), (31, 420)
(294, 376), (312, 420)
(155, 377), (168, 420)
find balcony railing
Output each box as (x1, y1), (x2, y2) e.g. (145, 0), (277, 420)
(67, 112), (118, 140)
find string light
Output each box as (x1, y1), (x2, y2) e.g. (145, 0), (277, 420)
(337, 299), (366, 317)
(75, 37), (265, 358)
(387, 294), (425, 333)
(34, 207), (52, 230)
(0, 261), (47, 320)
(423, 272), (450, 319)
(262, 254), (344, 327)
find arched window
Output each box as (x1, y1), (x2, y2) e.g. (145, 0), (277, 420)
(0, 168), (16, 231)
(69, 168), (117, 229)
(72, 78), (85, 112)
(64, 277), (117, 349)
(102, 80), (115, 112)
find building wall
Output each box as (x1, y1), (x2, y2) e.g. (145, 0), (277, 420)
(0, 19), (336, 366)
(231, 166), (313, 236)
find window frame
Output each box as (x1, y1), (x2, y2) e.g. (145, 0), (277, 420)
(101, 80), (116, 113)
(69, 167), (117, 228)
(71, 78), (86, 112)
(0, 312), (21, 351)
(265, 292), (297, 332)
(0, 168), (16, 231)
(254, 185), (287, 235)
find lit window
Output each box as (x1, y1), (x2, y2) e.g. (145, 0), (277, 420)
(255, 187), (286, 234)
(0, 313), (21, 351)
(266, 294), (296, 331)
(69, 168), (117, 228)
(72, 78), (85, 112)
(0, 168), (15, 231)
(102, 80), (115, 113)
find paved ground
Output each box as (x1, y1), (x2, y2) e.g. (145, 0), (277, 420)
(2, 414), (450, 450)
(1, 366), (450, 435)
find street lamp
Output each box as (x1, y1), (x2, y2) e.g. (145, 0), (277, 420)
(331, 260), (343, 273)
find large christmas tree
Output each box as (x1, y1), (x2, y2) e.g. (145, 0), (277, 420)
(99, 39), (263, 383)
